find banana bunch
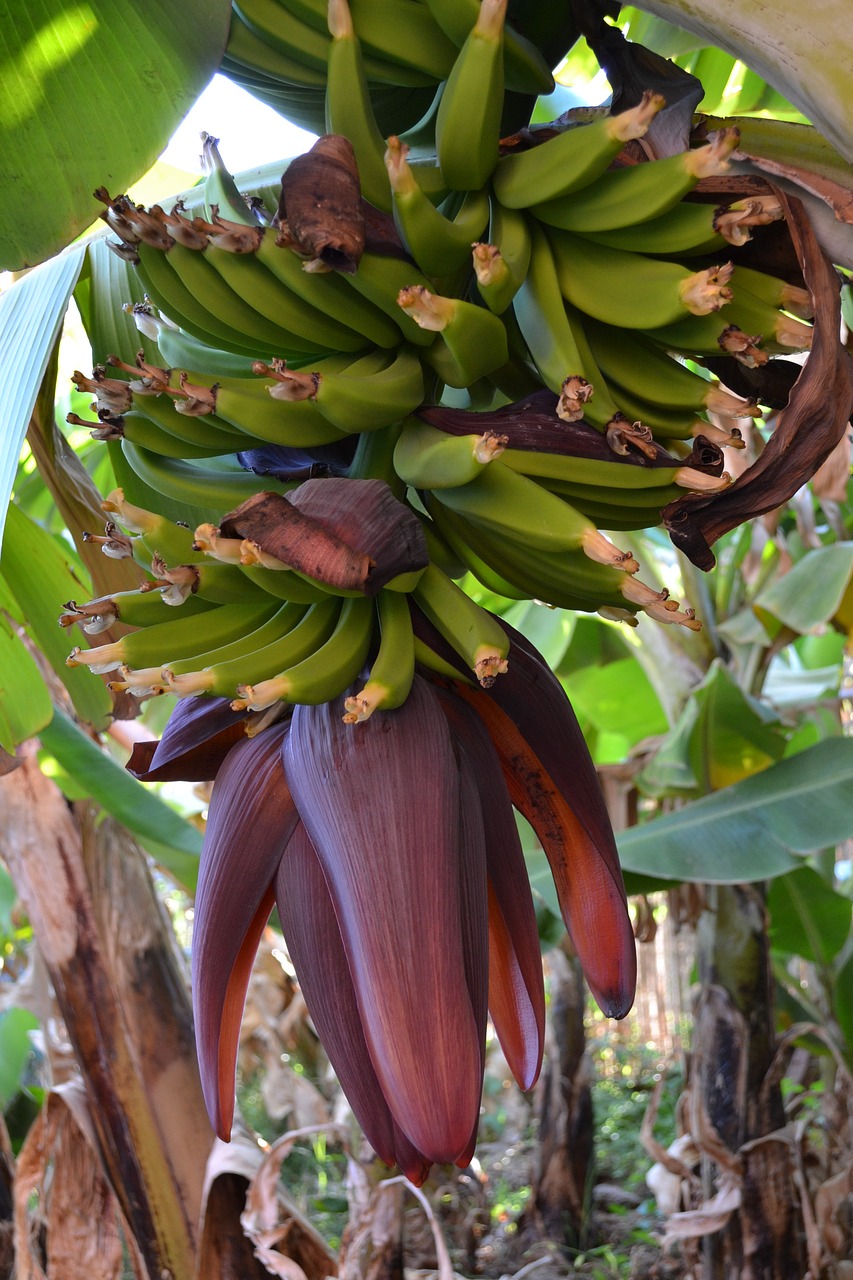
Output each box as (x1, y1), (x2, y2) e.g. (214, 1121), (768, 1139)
(82, 0), (823, 685)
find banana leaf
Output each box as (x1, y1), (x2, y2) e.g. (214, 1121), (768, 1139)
(38, 707), (203, 891)
(0, 0), (231, 270)
(0, 245), (85, 551)
(617, 737), (853, 884)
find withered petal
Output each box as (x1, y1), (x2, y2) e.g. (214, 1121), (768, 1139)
(219, 491), (372, 592)
(284, 677), (482, 1163)
(192, 722), (298, 1139)
(127, 695), (255, 782)
(287, 477), (429, 593)
(275, 821), (431, 1185)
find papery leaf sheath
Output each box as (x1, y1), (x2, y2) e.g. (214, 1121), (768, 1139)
(275, 821), (431, 1186)
(284, 677), (482, 1162)
(192, 723), (298, 1138)
(438, 688), (545, 1091)
(454, 633), (636, 1020)
(127, 695), (255, 782)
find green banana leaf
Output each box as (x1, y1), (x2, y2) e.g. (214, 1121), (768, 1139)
(0, 245), (85, 552)
(627, 0), (853, 163)
(617, 737), (853, 884)
(0, 0), (231, 270)
(767, 866), (852, 965)
(753, 543), (853, 634)
(0, 614), (53, 751)
(38, 707), (202, 891)
(1, 502), (112, 730)
(0, 1009), (39, 1107)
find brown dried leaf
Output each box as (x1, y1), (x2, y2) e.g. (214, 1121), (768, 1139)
(241, 1125), (341, 1279)
(813, 1164), (853, 1258)
(661, 1171), (742, 1245)
(664, 187), (853, 569)
(278, 136), (365, 273)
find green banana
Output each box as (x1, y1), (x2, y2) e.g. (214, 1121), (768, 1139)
(431, 460), (638, 566)
(73, 409), (233, 461)
(120, 441), (275, 512)
(421, 0), (553, 95)
(422, 497), (529, 600)
(435, 0), (506, 190)
(254, 230), (404, 349)
(231, 593), (375, 709)
(581, 193), (784, 258)
(149, 318), (274, 377)
(267, 344), (425, 432)
(385, 137), (490, 276)
(100, 490), (208, 567)
(582, 317), (759, 420)
(170, 369), (354, 447)
(58, 587), (217, 634)
(393, 417), (507, 489)
(529, 129), (739, 234)
(148, 557), (274, 606)
(342, 589), (416, 721)
(492, 92), (664, 209)
(499, 444), (717, 493)
(411, 562), (510, 686)
(225, 6), (327, 86)
(128, 390), (249, 451)
(473, 200), (531, 314)
(148, 240), (322, 356)
(234, 0), (447, 84)
(645, 306), (809, 360)
(729, 264), (813, 320)
(325, 0), (391, 211)
(163, 599), (311, 690)
(511, 225), (621, 428)
(397, 287), (508, 387)
(340, 251), (438, 348)
(133, 242), (272, 358)
(68, 599), (278, 673)
(202, 240), (368, 353)
(424, 495), (630, 614)
(548, 230), (735, 330)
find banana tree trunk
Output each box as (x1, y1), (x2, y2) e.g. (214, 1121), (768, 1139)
(0, 748), (212, 1279)
(692, 884), (801, 1279)
(527, 941), (593, 1245)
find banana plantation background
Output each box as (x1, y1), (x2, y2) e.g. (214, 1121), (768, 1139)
(2, 1), (853, 1278)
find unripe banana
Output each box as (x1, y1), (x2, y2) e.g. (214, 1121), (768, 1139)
(393, 417), (507, 489)
(530, 129), (740, 234)
(397, 287), (508, 387)
(385, 137), (489, 276)
(435, 0), (506, 191)
(232, 593), (374, 709)
(548, 230), (735, 330)
(492, 92), (664, 209)
(412, 563), (509, 686)
(342, 590), (416, 721)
